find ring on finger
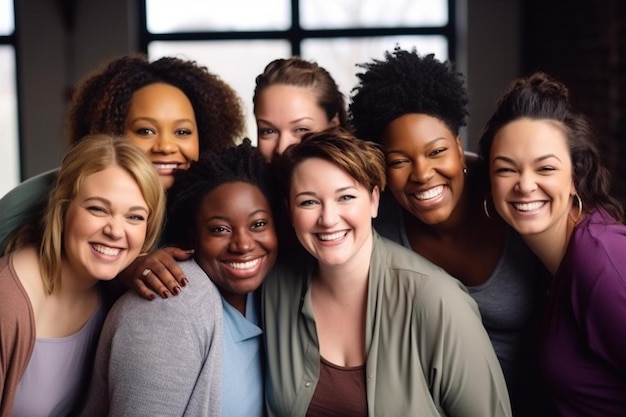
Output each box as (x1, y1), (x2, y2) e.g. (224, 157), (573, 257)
(141, 268), (152, 277)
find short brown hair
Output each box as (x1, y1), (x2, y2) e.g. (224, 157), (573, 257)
(278, 127), (386, 198)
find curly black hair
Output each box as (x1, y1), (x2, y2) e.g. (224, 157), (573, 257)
(66, 54), (245, 154)
(349, 46), (468, 142)
(164, 138), (276, 247)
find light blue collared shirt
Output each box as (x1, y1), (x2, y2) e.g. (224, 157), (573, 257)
(220, 292), (263, 417)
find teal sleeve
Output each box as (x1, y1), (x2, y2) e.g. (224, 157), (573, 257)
(0, 169), (57, 254)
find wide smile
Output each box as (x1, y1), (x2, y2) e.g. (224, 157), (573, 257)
(411, 185), (445, 201)
(511, 201), (546, 212)
(151, 161), (186, 175)
(91, 243), (123, 258)
(221, 255), (268, 278)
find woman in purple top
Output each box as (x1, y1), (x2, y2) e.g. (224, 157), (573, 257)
(479, 71), (626, 416)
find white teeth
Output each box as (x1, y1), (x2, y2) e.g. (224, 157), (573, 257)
(226, 258), (260, 270)
(415, 185), (444, 201)
(92, 244), (121, 256)
(513, 201), (545, 211)
(153, 163), (178, 170)
(318, 231), (346, 241)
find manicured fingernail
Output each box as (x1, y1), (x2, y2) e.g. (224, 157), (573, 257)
(172, 286), (181, 295)
(181, 278), (189, 287)
(162, 290), (171, 299)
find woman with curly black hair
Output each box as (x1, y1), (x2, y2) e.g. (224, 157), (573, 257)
(0, 54), (246, 299)
(80, 139), (277, 417)
(350, 47), (549, 416)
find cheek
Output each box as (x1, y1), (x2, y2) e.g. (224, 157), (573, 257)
(385, 169), (408, 194)
(257, 141), (275, 162)
(182, 136), (200, 160)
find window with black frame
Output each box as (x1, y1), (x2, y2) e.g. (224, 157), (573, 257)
(140, 0), (454, 141)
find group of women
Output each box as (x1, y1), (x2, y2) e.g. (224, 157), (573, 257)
(0, 45), (624, 417)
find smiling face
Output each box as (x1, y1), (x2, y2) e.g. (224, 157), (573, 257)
(193, 182), (277, 313)
(489, 118), (576, 237)
(382, 113), (465, 225)
(63, 165), (149, 284)
(124, 82), (200, 189)
(289, 158), (379, 268)
(255, 84), (338, 163)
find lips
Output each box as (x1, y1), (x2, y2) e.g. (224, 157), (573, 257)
(412, 185), (444, 201)
(317, 231), (347, 241)
(224, 257), (261, 270)
(91, 243), (122, 257)
(511, 201), (546, 211)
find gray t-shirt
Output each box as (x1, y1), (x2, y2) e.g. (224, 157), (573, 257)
(374, 193), (547, 416)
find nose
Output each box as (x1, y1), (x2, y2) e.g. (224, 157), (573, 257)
(275, 135), (300, 158)
(229, 229), (255, 253)
(103, 217), (123, 240)
(317, 203), (339, 228)
(409, 159), (434, 183)
(516, 172), (537, 194)
(152, 133), (177, 154)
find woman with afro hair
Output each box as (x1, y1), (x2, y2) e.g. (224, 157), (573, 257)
(350, 47), (550, 416)
(80, 139), (277, 417)
(0, 54), (246, 299)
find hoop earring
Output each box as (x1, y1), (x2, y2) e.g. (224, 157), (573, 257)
(570, 194), (583, 224)
(483, 197), (492, 219)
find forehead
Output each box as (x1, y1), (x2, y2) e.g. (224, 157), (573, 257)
(75, 166), (146, 203)
(129, 83), (194, 112)
(199, 182), (270, 213)
(493, 118), (570, 155)
(291, 157), (359, 189)
(256, 85), (324, 114)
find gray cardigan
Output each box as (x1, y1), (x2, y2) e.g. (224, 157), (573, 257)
(79, 259), (223, 417)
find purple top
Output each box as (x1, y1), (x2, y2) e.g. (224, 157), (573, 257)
(540, 209), (626, 416)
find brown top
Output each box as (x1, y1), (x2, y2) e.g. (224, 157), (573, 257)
(306, 356), (367, 417)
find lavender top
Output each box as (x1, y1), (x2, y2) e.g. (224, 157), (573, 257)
(12, 303), (105, 417)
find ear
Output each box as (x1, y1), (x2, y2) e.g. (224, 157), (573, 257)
(456, 135), (466, 165)
(329, 113), (340, 127)
(370, 186), (381, 219)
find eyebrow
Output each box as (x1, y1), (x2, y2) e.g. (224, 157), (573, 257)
(294, 185), (358, 198)
(385, 136), (448, 154)
(129, 116), (195, 125)
(257, 116), (314, 125)
(205, 208), (271, 222)
(84, 196), (149, 213)
(493, 154), (562, 164)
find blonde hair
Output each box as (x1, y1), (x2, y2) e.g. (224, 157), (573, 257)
(37, 134), (165, 293)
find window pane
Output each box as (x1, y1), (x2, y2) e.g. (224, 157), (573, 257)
(0, 0), (14, 35)
(0, 46), (19, 197)
(301, 0), (447, 29)
(302, 36), (448, 103)
(149, 40), (291, 143)
(146, 0), (291, 33)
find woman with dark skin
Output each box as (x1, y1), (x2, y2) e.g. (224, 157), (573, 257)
(0, 54), (246, 299)
(349, 47), (548, 415)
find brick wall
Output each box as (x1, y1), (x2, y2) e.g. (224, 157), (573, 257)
(523, 0), (626, 207)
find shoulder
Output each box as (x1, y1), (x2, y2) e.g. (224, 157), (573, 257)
(569, 209), (626, 277)
(0, 169), (58, 253)
(106, 259), (222, 330)
(371, 233), (475, 310)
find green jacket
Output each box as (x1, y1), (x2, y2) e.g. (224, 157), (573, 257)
(262, 232), (511, 417)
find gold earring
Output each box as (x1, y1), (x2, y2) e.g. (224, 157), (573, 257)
(570, 194), (583, 224)
(483, 197), (492, 219)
